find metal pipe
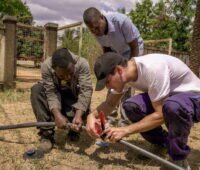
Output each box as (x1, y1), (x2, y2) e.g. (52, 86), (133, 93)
(119, 140), (184, 170)
(0, 122), (74, 130)
(0, 122), (183, 170)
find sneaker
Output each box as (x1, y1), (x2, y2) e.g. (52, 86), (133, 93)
(67, 130), (80, 142)
(38, 136), (54, 153)
(173, 160), (191, 170)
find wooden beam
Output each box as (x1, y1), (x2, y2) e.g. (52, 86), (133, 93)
(58, 21), (82, 31)
(17, 23), (44, 31)
(144, 38), (171, 44)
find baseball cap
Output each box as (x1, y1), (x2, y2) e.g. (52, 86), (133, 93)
(94, 52), (123, 91)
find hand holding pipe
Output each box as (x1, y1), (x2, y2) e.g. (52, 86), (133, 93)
(98, 112), (184, 170)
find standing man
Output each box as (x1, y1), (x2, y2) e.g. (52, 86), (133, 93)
(31, 48), (93, 153)
(87, 52), (200, 169)
(83, 7), (143, 59)
(83, 7), (143, 120)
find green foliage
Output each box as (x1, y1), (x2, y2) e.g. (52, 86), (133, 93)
(0, 0), (33, 24)
(81, 29), (102, 68)
(61, 28), (102, 69)
(129, 0), (196, 52)
(17, 28), (44, 59)
(61, 28), (80, 54)
(165, 0), (196, 51)
(0, 0), (43, 60)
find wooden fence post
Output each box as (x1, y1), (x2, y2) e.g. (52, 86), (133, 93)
(0, 22), (6, 89)
(0, 16), (17, 90)
(43, 23), (58, 59)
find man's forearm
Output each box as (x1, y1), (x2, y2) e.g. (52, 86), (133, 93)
(51, 107), (62, 117)
(126, 111), (164, 135)
(90, 100), (117, 119)
(128, 39), (139, 58)
(130, 47), (139, 58)
(75, 109), (84, 117)
(96, 93), (122, 116)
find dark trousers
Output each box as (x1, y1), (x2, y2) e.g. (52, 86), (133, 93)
(122, 92), (200, 161)
(31, 83), (89, 136)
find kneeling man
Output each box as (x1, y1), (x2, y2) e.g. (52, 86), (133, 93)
(87, 52), (200, 169)
(31, 48), (93, 152)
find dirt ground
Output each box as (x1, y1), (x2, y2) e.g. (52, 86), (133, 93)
(0, 62), (200, 170)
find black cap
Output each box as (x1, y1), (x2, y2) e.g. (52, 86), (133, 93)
(94, 52), (123, 91)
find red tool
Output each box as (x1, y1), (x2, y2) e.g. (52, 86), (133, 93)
(99, 111), (106, 130)
(95, 111), (107, 139)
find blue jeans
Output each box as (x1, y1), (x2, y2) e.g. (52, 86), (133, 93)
(122, 92), (200, 161)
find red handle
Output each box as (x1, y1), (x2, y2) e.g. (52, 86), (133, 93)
(99, 111), (106, 130)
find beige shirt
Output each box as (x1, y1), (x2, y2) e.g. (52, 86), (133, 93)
(40, 52), (93, 112)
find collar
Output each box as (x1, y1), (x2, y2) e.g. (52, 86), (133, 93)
(105, 15), (115, 33)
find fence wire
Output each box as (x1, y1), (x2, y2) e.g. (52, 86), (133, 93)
(16, 23), (44, 65)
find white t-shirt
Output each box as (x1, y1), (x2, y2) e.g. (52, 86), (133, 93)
(127, 54), (200, 102)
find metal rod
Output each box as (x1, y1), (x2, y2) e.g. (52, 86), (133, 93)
(119, 140), (184, 170)
(82, 124), (183, 170)
(0, 122), (73, 130)
(0, 122), (183, 170)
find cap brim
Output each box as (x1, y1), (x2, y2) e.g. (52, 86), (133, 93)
(95, 78), (107, 91)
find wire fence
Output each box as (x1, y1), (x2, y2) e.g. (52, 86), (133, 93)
(16, 23), (44, 66)
(144, 46), (190, 66)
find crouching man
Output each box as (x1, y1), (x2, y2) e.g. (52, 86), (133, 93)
(87, 52), (200, 170)
(31, 48), (93, 152)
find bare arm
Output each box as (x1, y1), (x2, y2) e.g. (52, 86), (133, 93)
(96, 93), (123, 116)
(126, 100), (164, 135)
(105, 99), (165, 142)
(128, 39), (139, 59)
(86, 92), (123, 138)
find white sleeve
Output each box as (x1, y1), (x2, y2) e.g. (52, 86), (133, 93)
(147, 63), (170, 102)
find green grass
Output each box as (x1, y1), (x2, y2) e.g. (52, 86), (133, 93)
(0, 89), (30, 103)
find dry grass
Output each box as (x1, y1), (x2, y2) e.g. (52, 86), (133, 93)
(0, 64), (200, 170)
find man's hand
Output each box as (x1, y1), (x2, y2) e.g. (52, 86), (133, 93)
(54, 113), (68, 129)
(104, 127), (129, 142)
(86, 113), (100, 139)
(72, 110), (83, 132)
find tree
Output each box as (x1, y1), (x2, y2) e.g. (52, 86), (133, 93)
(0, 0), (43, 63)
(128, 0), (196, 52)
(164, 0), (196, 51)
(129, 0), (155, 40)
(0, 0), (33, 24)
(190, 0), (200, 76)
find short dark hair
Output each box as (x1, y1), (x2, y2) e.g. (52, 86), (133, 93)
(52, 48), (75, 69)
(83, 7), (102, 25)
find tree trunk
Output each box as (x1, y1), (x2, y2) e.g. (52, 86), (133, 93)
(190, 0), (200, 76)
